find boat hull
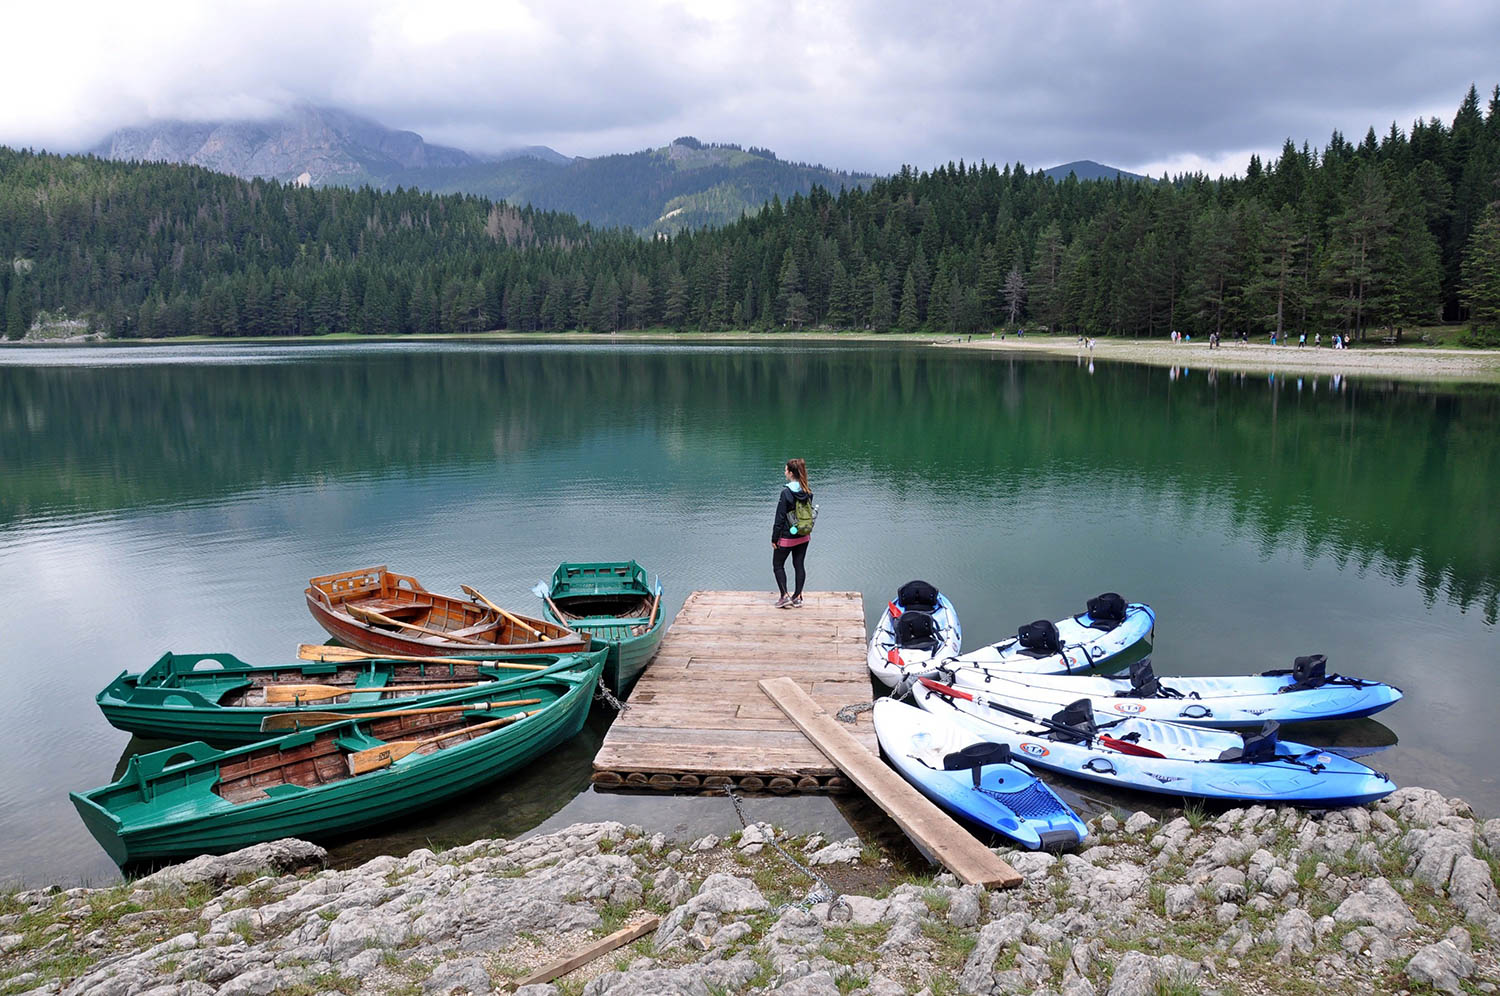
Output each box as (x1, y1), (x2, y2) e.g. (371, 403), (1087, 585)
(936, 665), (1403, 728)
(96, 650), (601, 747)
(306, 566), (589, 658)
(541, 561), (664, 698)
(867, 593), (962, 686)
(874, 699), (1086, 850)
(914, 682), (1395, 807)
(73, 654), (605, 865)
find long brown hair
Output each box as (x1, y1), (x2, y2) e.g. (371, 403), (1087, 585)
(785, 458), (810, 492)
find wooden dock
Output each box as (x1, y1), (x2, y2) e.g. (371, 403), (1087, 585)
(591, 590), (874, 793)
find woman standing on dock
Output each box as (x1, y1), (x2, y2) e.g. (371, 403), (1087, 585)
(772, 458), (814, 608)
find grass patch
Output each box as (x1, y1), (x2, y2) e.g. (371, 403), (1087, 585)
(921, 918), (981, 972)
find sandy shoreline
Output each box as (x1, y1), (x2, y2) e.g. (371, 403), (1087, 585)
(8, 329), (1500, 383)
(944, 334), (1500, 382)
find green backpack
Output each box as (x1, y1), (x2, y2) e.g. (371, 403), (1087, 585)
(787, 495), (817, 537)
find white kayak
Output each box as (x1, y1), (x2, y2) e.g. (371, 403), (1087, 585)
(874, 698), (1088, 850)
(934, 655), (1403, 728)
(911, 678), (1396, 807)
(867, 581), (961, 687)
(944, 596), (1155, 678)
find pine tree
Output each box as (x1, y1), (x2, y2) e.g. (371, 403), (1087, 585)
(897, 268), (919, 330)
(1461, 203), (1500, 329)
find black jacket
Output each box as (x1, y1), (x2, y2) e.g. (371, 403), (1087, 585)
(772, 485), (813, 543)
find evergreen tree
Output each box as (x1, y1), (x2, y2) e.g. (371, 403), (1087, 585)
(897, 268), (919, 330)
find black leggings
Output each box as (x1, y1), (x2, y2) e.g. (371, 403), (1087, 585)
(772, 543), (808, 596)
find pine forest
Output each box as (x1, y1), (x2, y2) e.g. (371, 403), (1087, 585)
(3, 85), (1500, 344)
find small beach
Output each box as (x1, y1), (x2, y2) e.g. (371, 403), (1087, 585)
(946, 334), (1500, 382)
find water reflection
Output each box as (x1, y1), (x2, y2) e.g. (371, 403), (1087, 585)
(1, 342), (1497, 885)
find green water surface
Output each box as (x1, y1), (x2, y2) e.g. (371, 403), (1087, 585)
(0, 342), (1495, 884)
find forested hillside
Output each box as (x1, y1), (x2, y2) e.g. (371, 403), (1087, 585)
(3, 85), (1499, 342)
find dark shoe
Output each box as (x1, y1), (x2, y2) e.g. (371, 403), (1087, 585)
(790, 595), (804, 608)
(774, 594), (791, 608)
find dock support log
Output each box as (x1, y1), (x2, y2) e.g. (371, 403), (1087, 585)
(758, 676), (1023, 889)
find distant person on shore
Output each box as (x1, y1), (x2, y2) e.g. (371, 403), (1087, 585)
(771, 458), (814, 609)
(1299, 332), (1306, 347)
(1316, 333), (1322, 348)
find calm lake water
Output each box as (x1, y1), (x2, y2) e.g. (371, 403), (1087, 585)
(1, 341), (1496, 886)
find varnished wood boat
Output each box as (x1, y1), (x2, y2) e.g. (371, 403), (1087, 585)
(538, 561), (665, 698)
(72, 651), (605, 866)
(96, 649), (603, 747)
(306, 566), (588, 658)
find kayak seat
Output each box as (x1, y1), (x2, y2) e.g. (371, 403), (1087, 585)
(1119, 658), (1161, 698)
(1079, 592), (1127, 631)
(894, 611), (941, 653)
(943, 741), (1012, 788)
(1017, 619), (1062, 656)
(896, 580), (940, 613)
(1216, 721), (1280, 762)
(1048, 698), (1097, 744)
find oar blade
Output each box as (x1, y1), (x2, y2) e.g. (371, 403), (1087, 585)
(348, 742), (418, 776)
(265, 683), (343, 704)
(261, 711), (348, 732)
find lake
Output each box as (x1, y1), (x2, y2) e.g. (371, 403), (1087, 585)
(1, 341), (1496, 885)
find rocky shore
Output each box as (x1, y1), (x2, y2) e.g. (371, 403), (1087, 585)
(3, 787), (1497, 996)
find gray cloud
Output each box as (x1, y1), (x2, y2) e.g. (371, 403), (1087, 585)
(2, 0), (1497, 178)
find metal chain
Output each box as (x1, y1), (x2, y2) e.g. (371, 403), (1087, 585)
(722, 786), (850, 918)
(594, 677), (628, 712)
(834, 700), (874, 724)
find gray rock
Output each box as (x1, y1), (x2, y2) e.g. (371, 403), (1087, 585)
(135, 839), (326, 892)
(689, 834), (720, 852)
(583, 965), (712, 995)
(1273, 909), (1316, 957)
(1105, 950), (1157, 996)
(423, 956), (492, 994)
(1449, 855), (1499, 921)
(515, 985), (559, 996)
(948, 884), (983, 928)
(1262, 866), (1296, 897)
(959, 913), (1028, 994)
(1405, 938), (1475, 994)
(840, 895), (889, 926)
(1207, 865), (1246, 902)
(1123, 812), (1157, 835)
(214, 967), (283, 996)
(771, 971), (840, 995)
(1163, 884), (1197, 918)
(807, 838), (862, 866)
(1333, 877), (1418, 935)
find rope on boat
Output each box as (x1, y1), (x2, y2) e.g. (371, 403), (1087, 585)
(594, 678), (629, 712)
(723, 786), (849, 918)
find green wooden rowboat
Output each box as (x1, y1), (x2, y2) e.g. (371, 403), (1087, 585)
(536, 561), (664, 698)
(97, 649), (601, 747)
(72, 650), (605, 866)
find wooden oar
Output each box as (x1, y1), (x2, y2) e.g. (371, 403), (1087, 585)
(346, 604), (488, 645)
(265, 680), (483, 704)
(460, 584), (547, 640)
(347, 709), (542, 775)
(260, 698), (543, 732)
(296, 644), (545, 670)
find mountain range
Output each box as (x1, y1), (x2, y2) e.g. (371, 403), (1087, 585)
(89, 105), (1141, 233)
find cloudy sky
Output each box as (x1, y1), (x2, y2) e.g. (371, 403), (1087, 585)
(4, 0), (1499, 178)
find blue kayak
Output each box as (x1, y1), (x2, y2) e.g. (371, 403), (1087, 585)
(914, 679), (1396, 808)
(874, 698), (1088, 850)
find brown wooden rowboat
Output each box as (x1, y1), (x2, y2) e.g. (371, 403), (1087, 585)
(306, 566), (589, 658)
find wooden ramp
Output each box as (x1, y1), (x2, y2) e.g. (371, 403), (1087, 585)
(591, 590), (874, 793)
(760, 677), (1023, 889)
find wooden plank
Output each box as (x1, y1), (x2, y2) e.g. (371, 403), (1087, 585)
(758, 676), (1023, 890)
(510, 916), (660, 989)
